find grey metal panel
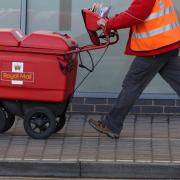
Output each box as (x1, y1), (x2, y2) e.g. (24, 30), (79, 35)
(59, 0), (72, 30)
(20, 0), (27, 33)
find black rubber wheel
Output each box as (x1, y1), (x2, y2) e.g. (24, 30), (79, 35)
(1, 108), (15, 133)
(0, 108), (7, 133)
(24, 107), (56, 139)
(54, 113), (66, 133)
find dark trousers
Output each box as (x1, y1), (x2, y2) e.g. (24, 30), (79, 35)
(104, 48), (180, 134)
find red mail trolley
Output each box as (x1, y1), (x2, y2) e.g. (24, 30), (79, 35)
(0, 9), (119, 139)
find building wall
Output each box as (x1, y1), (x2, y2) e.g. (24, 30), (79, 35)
(0, 0), (179, 101)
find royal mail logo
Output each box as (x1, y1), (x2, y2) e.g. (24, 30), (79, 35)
(12, 62), (23, 73)
(1, 72), (34, 82)
(1, 62), (34, 85)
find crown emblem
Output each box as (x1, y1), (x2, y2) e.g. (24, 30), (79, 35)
(15, 65), (21, 71)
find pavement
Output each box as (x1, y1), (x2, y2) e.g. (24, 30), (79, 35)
(0, 113), (180, 179)
(0, 178), (157, 180)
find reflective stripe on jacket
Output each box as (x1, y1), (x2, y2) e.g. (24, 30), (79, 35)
(130, 0), (180, 51)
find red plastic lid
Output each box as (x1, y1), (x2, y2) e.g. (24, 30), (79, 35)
(0, 29), (24, 47)
(82, 9), (100, 32)
(21, 31), (77, 51)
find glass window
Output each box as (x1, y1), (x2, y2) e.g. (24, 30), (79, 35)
(26, 0), (180, 97)
(27, 0), (60, 32)
(0, 0), (21, 28)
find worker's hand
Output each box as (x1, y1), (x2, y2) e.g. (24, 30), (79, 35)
(97, 18), (108, 28)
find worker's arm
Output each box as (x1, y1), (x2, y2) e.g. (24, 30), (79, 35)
(106, 0), (156, 31)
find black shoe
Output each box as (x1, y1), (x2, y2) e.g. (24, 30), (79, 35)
(88, 118), (119, 139)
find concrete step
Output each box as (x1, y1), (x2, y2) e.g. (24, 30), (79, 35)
(0, 160), (180, 179)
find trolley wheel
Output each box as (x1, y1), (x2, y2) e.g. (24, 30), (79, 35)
(24, 107), (56, 139)
(1, 108), (15, 133)
(54, 113), (66, 133)
(0, 108), (7, 133)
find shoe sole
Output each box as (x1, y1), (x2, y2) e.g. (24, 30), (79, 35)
(88, 120), (119, 139)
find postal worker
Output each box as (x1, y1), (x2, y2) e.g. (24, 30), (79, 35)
(89, 0), (180, 138)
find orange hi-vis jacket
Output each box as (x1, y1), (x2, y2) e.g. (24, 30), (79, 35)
(130, 0), (180, 51)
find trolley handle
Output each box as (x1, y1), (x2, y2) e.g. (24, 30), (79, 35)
(79, 29), (119, 52)
(62, 29), (119, 55)
(58, 28), (119, 55)
(99, 31), (116, 39)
